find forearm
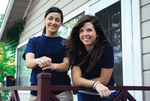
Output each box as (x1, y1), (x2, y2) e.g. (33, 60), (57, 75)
(50, 63), (70, 72)
(73, 77), (95, 88)
(73, 77), (109, 87)
(73, 76), (111, 98)
(91, 68), (113, 85)
(90, 78), (109, 85)
(26, 58), (39, 69)
(72, 66), (94, 87)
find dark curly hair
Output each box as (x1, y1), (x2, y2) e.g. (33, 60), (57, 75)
(65, 15), (110, 73)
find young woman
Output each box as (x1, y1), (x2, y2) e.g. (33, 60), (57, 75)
(65, 15), (117, 101)
(23, 7), (73, 101)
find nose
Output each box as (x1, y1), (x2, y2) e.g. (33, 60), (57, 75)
(52, 20), (56, 24)
(83, 31), (88, 36)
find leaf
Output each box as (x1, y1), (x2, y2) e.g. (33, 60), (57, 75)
(6, 17), (26, 56)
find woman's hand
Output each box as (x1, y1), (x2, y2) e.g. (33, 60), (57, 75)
(36, 56), (52, 69)
(95, 82), (111, 98)
(37, 57), (70, 72)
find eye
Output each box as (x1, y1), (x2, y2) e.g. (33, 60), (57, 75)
(79, 29), (84, 33)
(48, 17), (53, 20)
(87, 29), (92, 32)
(56, 18), (60, 22)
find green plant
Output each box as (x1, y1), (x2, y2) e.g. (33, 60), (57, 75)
(1, 90), (12, 101)
(0, 42), (15, 83)
(6, 17), (26, 57)
(0, 17), (26, 101)
(0, 14), (4, 27)
(0, 42), (15, 101)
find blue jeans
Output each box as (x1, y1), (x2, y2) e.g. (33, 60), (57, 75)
(77, 91), (117, 101)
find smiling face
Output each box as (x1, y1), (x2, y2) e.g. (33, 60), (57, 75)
(43, 12), (62, 37)
(79, 22), (97, 51)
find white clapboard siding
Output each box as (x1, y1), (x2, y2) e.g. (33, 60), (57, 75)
(19, 0), (90, 43)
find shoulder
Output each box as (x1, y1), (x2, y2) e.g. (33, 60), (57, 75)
(28, 35), (44, 42)
(102, 43), (114, 55)
(104, 43), (113, 51)
(57, 36), (66, 45)
(59, 36), (66, 41)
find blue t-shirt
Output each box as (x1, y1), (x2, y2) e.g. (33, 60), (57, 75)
(23, 35), (70, 96)
(73, 44), (115, 86)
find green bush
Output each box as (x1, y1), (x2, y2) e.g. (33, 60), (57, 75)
(0, 42), (15, 100)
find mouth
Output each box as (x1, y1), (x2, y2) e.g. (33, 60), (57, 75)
(49, 25), (56, 29)
(83, 37), (90, 41)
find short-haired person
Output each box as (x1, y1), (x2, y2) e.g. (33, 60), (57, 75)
(65, 15), (117, 101)
(23, 7), (73, 101)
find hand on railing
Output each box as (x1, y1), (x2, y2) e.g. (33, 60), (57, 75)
(36, 56), (52, 72)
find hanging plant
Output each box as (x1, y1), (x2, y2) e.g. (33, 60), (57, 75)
(2, 17), (26, 101)
(6, 17), (26, 57)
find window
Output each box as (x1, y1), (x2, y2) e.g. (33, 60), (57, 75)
(17, 45), (31, 86)
(58, 12), (85, 38)
(95, 1), (123, 85)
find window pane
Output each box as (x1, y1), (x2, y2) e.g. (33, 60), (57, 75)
(110, 2), (120, 28)
(113, 52), (123, 86)
(111, 12), (120, 28)
(105, 31), (109, 39)
(95, 9), (108, 30)
(17, 45), (31, 86)
(111, 28), (121, 51)
(58, 13), (85, 38)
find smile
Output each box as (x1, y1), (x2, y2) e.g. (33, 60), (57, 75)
(49, 25), (56, 29)
(83, 38), (90, 41)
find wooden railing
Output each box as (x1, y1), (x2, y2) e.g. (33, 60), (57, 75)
(0, 72), (150, 101)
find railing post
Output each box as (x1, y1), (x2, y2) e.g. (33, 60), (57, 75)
(37, 71), (51, 101)
(0, 93), (2, 101)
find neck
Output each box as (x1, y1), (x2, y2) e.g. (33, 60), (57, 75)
(85, 46), (94, 53)
(45, 32), (58, 37)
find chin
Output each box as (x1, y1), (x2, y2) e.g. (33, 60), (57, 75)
(50, 30), (57, 33)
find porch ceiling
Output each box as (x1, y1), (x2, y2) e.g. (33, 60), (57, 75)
(1, 0), (30, 42)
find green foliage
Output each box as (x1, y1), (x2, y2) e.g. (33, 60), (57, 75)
(0, 14), (4, 27)
(0, 17), (26, 100)
(0, 42), (15, 101)
(6, 18), (26, 57)
(1, 90), (12, 101)
(0, 42), (15, 82)
(58, 13), (84, 38)
(1, 17), (26, 101)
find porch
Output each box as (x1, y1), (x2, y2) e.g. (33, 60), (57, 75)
(0, 72), (150, 101)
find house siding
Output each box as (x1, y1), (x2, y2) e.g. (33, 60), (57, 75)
(19, 0), (90, 43)
(141, 0), (150, 101)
